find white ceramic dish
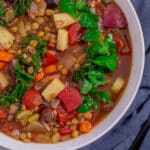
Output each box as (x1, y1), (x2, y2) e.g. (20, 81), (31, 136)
(0, 0), (145, 150)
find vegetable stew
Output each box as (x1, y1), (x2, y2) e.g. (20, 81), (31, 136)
(0, 0), (132, 143)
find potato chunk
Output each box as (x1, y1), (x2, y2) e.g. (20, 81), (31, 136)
(0, 26), (15, 49)
(111, 77), (125, 93)
(0, 72), (9, 89)
(42, 79), (65, 101)
(53, 13), (77, 29)
(57, 29), (68, 51)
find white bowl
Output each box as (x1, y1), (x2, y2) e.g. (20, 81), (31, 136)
(0, 0), (145, 150)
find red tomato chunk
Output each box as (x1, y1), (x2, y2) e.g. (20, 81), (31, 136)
(68, 22), (84, 45)
(42, 52), (57, 66)
(56, 105), (77, 125)
(22, 88), (43, 109)
(58, 88), (83, 112)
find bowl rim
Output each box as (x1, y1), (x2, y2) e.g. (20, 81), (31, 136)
(0, 0), (145, 150)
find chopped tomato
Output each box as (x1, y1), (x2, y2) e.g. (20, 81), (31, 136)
(22, 88), (43, 109)
(58, 88), (83, 112)
(59, 128), (72, 135)
(0, 109), (8, 120)
(1, 122), (13, 132)
(68, 22), (84, 45)
(56, 105), (77, 125)
(42, 52), (57, 66)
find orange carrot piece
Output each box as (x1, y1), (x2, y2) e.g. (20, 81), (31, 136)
(34, 70), (45, 82)
(0, 51), (13, 62)
(0, 61), (6, 70)
(114, 37), (124, 52)
(79, 120), (92, 133)
(100, 34), (105, 40)
(45, 65), (57, 74)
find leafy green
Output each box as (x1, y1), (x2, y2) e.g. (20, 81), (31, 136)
(76, 0), (89, 11)
(59, 0), (77, 18)
(21, 34), (47, 56)
(80, 12), (99, 29)
(80, 79), (93, 94)
(83, 29), (101, 42)
(0, 34), (47, 107)
(0, 82), (28, 107)
(0, 0), (9, 26)
(14, 62), (34, 82)
(14, 0), (32, 17)
(77, 103), (91, 113)
(77, 97), (93, 113)
(91, 54), (118, 71)
(86, 38), (116, 57)
(0, 0), (5, 16)
(72, 63), (94, 82)
(90, 90), (111, 103)
(87, 71), (106, 87)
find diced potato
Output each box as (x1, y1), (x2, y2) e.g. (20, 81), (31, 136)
(42, 79), (65, 101)
(111, 77), (125, 93)
(0, 72), (9, 88)
(18, 21), (27, 37)
(53, 13), (77, 29)
(57, 29), (68, 51)
(0, 26), (15, 49)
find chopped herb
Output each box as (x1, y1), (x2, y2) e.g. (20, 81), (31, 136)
(87, 71), (106, 87)
(83, 29), (101, 42)
(76, 0), (89, 11)
(80, 79), (93, 94)
(86, 38), (116, 57)
(80, 12), (99, 29)
(91, 54), (118, 71)
(59, 0), (77, 18)
(90, 90), (111, 103)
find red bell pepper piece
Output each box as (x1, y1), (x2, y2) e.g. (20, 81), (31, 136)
(58, 87), (83, 112)
(42, 52), (57, 66)
(56, 105), (77, 125)
(68, 22), (84, 45)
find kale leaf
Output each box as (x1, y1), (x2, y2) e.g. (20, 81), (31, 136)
(14, 0), (32, 17)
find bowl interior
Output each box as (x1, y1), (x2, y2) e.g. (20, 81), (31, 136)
(0, 0), (145, 150)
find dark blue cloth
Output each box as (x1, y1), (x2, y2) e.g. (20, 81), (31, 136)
(81, 0), (150, 150)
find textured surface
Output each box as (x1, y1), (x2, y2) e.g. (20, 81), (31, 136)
(81, 0), (150, 150)
(0, 0), (149, 150)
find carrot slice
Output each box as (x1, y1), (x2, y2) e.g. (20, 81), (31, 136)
(79, 120), (92, 133)
(100, 34), (105, 40)
(34, 70), (45, 82)
(45, 65), (57, 74)
(114, 37), (124, 52)
(0, 61), (6, 70)
(0, 51), (13, 62)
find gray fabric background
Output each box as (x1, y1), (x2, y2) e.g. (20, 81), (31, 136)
(0, 0), (149, 150)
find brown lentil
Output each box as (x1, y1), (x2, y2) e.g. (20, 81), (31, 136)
(25, 56), (32, 64)
(27, 66), (34, 74)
